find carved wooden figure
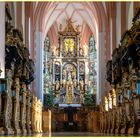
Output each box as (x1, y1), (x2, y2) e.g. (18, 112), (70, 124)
(30, 95), (35, 133)
(33, 97), (37, 133)
(20, 82), (27, 134)
(127, 69), (137, 134)
(26, 92), (31, 134)
(3, 69), (14, 134)
(13, 77), (21, 134)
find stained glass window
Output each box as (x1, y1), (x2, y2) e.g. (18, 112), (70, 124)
(136, 80), (140, 95)
(88, 35), (97, 95)
(43, 36), (51, 95)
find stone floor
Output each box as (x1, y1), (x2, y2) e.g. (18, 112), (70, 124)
(0, 132), (140, 137)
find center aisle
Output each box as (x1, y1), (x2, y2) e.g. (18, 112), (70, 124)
(0, 132), (139, 137)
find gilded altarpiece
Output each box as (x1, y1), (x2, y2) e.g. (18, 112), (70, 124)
(51, 19), (88, 105)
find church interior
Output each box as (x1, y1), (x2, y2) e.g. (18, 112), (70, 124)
(0, 1), (140, 137)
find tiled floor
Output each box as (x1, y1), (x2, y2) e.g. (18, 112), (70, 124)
(0, 132), (139, 137)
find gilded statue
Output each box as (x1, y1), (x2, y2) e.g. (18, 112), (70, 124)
(63, 69), (66, 78)
(68, 71), (72, 82)
(105, 96), (108, 111)
(80, 94), (84, 103)
(62, 78), (66, 88)
(52, 45), (59, 56)
(55, 79), (60, 91)
(109, 93), (113, 109)
(83, 43), (88, 57)
(66, 86), (73, 104)
(64, 38), (75, 55)
(79, 48), (84, 56)
(66, 18), (75, 32)
(73, 77), (77, 87)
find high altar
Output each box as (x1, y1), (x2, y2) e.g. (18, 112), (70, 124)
(51, 18), (88, 106)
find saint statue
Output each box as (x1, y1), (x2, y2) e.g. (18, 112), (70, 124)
(79, 48), (84, 56)
(52, 45), (59, 56)
(112, 89), (116, 106)
(62, 78), (66, 88)
(83, 43), (88, 57)
(72, 71), (76, 79)
(66, 18), (75, 32)
(105, 96), (108, 111)
(63, 69), (66, 78)
(80, 79), (84, 91)
(109, 93), (112, 109)
(73, 76), (77, 88)
(66, 86), (73, 104)
(55, 78), (60, 90)
(80, 94), (84, 103)
(68, 71), (72, 81)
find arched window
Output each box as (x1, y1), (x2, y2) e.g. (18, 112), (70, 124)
(136, 79), (140, 95)
(43, 36), (51, 95)
(88, 35), (97, 95)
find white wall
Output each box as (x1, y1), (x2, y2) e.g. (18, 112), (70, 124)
(28, 17), (31, 57)
(22, 2), (25, 43)
(116, 2), (121, 47)
(0, 2), (5, 79)
(97, 31), (106, 104)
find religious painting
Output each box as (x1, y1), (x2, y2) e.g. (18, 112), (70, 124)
(63, 38), (76, 57)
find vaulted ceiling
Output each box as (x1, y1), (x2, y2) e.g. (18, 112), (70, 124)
(33, 2), (107, 47)
(45, 2), (96, 33)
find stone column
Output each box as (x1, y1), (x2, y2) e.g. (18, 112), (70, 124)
(0, 2), (5, 79)
(0, 80), (1, 117)
(97, 32), (106, 104)
(34, 31), (43, 102)
(13, 76), (21, 134)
